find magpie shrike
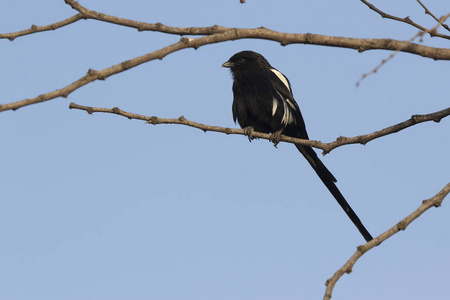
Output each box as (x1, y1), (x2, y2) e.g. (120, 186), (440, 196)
(222, 50), (373, 242)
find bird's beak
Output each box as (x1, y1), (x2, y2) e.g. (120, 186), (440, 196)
(222, 61), (233, 68)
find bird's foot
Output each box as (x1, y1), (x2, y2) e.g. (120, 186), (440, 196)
(269, 130), (283, 148)
(243, 126), (255, 142)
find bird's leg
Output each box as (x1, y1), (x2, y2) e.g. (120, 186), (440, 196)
(243, 126), (255, 142)
(269, 130), (283, 148)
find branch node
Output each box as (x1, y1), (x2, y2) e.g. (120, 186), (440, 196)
(423, 198), (441, 208)
(148, 116), (159, 125)
(178, 115), (186, 122)
(86, 107), (94, 114)
(397, 220), (407, 231)
(336, 136), (347, 143)
(30, 24), (38, 30)
(180, 37), (193, 45)
(87, 68), (98, 77)
(112, 107), (121, 114)
(358, 136), (369, 145)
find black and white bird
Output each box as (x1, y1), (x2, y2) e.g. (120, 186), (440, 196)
(222, 50), (373, 242)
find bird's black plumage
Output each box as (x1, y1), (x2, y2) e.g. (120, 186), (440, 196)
(223, 50), (373, 242)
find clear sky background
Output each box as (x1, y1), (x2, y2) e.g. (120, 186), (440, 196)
(1, 1), (449, 300)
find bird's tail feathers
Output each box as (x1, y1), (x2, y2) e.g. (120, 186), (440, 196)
(295, 144), (373, 242)
(295, 144), (336, 183)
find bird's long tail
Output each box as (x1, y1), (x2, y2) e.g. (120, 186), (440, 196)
(295, 144), (373, 242)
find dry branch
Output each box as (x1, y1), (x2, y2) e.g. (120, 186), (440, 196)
(68, 103), (450, 154)
(417, 0), (450, 32)
(360, 0), (450, 39)
(0, 14), (84, 41)
(3, 28), (450, 113)
(1, 0), (450, 112)
(357, 12), (450, 85)
(323, 182), (450, 300)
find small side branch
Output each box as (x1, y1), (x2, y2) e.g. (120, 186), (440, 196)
(360, 0), (450, 39)
(323, 182), (450, 300)
(357, 12), (450, 85)
(68, 103), (450, 154)
(417, 0), (450, 32)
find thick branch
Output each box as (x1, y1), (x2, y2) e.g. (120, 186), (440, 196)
(68, 103), (450, 154)
(2, 0), (450, 112)
(360, 0), (450, 39)
(323, 182), (450, 300)
(3, 26), (449, 114)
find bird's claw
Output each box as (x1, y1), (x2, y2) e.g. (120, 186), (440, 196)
(269, 130), (283, 148)
(243, 126), (255, 142)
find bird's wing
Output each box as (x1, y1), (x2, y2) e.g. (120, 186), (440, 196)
(268, 68), (308, 137)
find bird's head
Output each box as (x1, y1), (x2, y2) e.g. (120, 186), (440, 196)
(222, 51), (271, 71)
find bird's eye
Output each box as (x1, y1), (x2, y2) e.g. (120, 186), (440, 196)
(238, 58), (245, 64)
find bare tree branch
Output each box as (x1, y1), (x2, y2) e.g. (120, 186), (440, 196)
(2, 1), (449, 113)
(2, 24), (450, 113)
(416, 0), (450, 32)
(360, 0), (450, 39)
(357, 12), (450, 86)
(68, 102), (450, 154)
(323, 182), (450, 300)
(0, 14), (84, 41)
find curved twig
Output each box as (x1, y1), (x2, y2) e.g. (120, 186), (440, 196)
(360, 0), (450, 40)
(323, 182), (450, 300)
(416, 0), (450, 32)
(68, 103), (450, 154)
(0, 14), (84, 41)
(357, 12), (450, 86)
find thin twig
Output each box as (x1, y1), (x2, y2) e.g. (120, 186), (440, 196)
(68, 103), (450, 154)
(417, 0), (450, 32)
(323, 182), (450, 300)
(360, 0), (450, 39)
(0, 14), (84, 41)
(357, 12), (450, 86)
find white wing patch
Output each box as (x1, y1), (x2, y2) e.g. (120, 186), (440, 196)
(270, 68), (296, 126)
(281, 98), (295, 126)
(270, 68), (291, 92)
(274, 90), (296, 126)
(272, 98), (278, 116)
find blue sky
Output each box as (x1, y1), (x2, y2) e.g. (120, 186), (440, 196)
(1, 1), (449, 300)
